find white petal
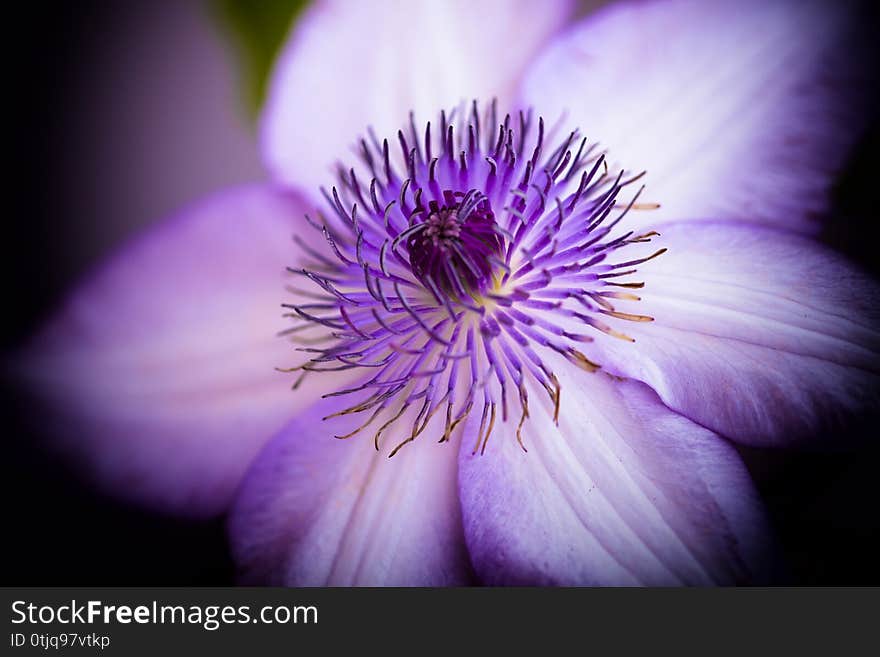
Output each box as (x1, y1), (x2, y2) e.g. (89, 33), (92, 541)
(17, 185), (351, 516)
(591, 221), (880, 447)
(458, 369), (774, 585)
(230, 396), (472, 586)
(518, 0), (874, 232)
(261, 0), (574, 196)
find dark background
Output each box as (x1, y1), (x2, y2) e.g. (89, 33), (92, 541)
(2, 0), (879, 585)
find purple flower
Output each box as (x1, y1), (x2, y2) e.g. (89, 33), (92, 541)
(19, 0), (879, 585)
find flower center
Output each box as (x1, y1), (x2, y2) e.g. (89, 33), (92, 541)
(281, 100), (663, 457)
(406, 190), (503, 298)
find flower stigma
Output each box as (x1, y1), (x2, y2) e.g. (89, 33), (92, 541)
(406, 189), (503, 299)
(279, 100), (663, 457)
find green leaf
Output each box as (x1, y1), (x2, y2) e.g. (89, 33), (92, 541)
(212, 0), (310, 116)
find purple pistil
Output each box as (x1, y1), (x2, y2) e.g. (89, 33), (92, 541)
(407, 189), (504, 297)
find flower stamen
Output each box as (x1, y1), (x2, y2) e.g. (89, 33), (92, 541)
(280, 100), (663, 456)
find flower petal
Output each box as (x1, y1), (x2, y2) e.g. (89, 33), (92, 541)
(260, 0), (574, 194)
(17, 184), (348, 517)
(458, 369), (775, 585)
(591, 221), (880, 447)
(518, 0), (875, 233)
(229, 396), (472, 586)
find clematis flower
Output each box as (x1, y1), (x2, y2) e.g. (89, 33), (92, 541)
(18, 0), (879, 585)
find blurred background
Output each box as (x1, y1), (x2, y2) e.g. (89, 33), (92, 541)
(2, 0), (878, 585)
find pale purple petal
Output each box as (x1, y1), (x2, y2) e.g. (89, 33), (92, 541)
(518, 0), (875, 233)
(260, 0), (574, 195)
(16, 185), (352, 517)
(591, 221), (880, 447)
(458, 369), (775, 585)
(229, 397), (472, 586)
